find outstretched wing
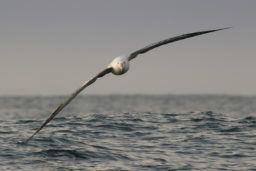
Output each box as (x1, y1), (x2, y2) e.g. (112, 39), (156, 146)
(128, 28), (230, 61)
(26, 67), (112, 143)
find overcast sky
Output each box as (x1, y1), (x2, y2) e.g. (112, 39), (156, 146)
(0, 0), (255, 95)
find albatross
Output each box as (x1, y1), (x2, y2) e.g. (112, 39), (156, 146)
(26, 28), (230, 142)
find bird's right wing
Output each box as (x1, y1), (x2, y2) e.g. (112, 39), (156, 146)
(26, 67), (113, 143)
(128, 28), (230, 61)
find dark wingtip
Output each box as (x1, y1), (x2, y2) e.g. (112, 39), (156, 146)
(25, 134), (35, 144)
(215, 27), (232, 31)
(201, 27), (231, 35)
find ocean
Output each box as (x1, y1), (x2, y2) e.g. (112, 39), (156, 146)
(0, 95), (255, 170)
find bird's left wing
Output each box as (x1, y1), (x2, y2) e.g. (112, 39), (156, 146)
(26, 67), (113, 143)
(128, 28), (230, 61)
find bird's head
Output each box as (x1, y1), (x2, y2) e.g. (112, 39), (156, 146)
(109, 56), (129, 75)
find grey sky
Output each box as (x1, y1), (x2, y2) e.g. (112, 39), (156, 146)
(0, 0), (255, 95)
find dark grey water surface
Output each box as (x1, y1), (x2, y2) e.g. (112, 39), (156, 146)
(0, 95), (255, 170)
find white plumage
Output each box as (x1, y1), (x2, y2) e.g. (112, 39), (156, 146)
(109, 56), (129, 75)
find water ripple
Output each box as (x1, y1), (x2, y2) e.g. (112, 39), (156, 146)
(1, 95), (256, 170)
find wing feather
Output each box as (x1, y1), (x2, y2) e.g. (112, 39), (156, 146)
(26, 67), (112, 142)
(128, 28), (230, 61)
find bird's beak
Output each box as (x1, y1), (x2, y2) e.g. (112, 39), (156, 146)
(120, 63), (124, 72)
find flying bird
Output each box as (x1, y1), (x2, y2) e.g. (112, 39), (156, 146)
(26, 28), (230, 142)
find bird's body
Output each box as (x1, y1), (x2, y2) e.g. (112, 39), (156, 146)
(109, 56), (129, 75)
(26, 28), (230, 143)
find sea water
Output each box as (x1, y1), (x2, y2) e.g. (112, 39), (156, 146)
(0, 95), (255, 170)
